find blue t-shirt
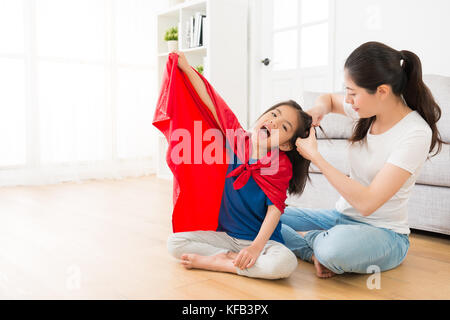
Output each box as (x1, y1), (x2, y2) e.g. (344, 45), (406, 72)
(216, 145), (284, 244)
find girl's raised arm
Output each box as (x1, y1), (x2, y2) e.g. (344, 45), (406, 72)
(174, 51), (223, 132)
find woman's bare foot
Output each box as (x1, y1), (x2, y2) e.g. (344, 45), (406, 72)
(180, 252), (237, 274)
(297, 231), (309, 237)
(311, 254), (336, 278)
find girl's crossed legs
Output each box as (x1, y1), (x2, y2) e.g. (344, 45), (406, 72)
(167, 230), (298, 280)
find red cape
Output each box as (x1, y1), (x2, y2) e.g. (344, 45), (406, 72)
(153, 53), (292, 233)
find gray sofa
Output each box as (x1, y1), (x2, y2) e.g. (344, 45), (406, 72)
(286, 75), (450, 235)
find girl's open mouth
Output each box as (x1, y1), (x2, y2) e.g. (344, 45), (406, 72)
(259, 125), (271, 138)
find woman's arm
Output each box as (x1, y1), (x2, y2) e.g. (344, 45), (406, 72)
(297, 128), (412, 216)
(313, 154), (411, 216)
(174, 51), (223, 131)
(307, 93), (347, 126)
(233, 205), (281, 270)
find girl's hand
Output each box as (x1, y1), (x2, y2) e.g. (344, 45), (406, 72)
(306, 105), (326, 127)
(233, 245), (262, 270)
(172, 50), (190, 72)
(296, 127), (320, 161)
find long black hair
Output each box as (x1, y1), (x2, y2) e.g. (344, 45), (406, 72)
(257, 100), (313, 196)
(345, 41), (445, 156)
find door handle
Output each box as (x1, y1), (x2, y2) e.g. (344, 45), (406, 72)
(261, 58), (270, 66)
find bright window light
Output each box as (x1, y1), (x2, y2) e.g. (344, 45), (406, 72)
(0, 0), (24, 54)
(36, 0), (106, 60)
(301, 0), (329, 24)
(300, 22), (328, 68)
(0, 58), (26, 166)
(116, 67), (155, 159)
(116, 0), (157, 65)
(273, 29), (298, 71)
(273, 0), (298, 30)
(38, 61), (106, 163)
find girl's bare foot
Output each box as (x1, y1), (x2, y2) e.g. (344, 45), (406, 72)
(180, 252), (237, 274)
(311, 254), (336, 278)
(226, 251), (238, 260)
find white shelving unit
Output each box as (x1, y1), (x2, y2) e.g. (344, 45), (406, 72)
(155, 0), (248, 179)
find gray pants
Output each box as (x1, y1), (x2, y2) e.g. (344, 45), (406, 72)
(167, 231), (298, 280)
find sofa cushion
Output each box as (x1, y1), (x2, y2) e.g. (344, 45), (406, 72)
(423, 75), (450, 142)
(311, 139), (450, 188)
(419, 143), (450, 187)
(408, 184), (450, 235)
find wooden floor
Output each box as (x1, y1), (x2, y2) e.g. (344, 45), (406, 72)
(0, 175), (449, 300)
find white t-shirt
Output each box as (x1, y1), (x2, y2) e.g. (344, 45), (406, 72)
(335, 100), (432, 234)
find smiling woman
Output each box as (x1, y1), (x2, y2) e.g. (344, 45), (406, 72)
(281, 41), (446, 278)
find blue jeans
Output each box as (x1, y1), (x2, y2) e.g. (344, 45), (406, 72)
(280, 207), (410, 274)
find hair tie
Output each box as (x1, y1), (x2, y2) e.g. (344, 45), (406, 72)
(399, 51), (406, 67)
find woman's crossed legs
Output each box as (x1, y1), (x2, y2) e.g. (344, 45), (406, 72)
(280, 207), (410, 278)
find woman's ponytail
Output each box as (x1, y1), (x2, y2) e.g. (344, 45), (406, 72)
(400, 50), (445, 156)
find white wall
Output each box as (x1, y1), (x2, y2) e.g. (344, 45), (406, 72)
(333, 0), (450, 91)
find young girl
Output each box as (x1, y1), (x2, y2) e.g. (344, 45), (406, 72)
(161, 51), (313, 280)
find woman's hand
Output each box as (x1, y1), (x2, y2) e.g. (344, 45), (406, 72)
(306, 105), (327, 127)
(233, 245), (262, 270)
(172, 50), (190, 72)
(296, 127), (320, 161)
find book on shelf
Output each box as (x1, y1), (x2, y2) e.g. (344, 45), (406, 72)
(202, 16), (208, 46)
(199, 13), (206, 47)
(189, 15), (195, 48)
(185, 12), (207, 49)
(194, 12), (202, 47)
